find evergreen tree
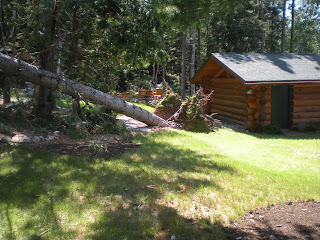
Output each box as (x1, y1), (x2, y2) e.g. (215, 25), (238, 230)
(207, 1), (264, 53)
(293, 0), (320, 53)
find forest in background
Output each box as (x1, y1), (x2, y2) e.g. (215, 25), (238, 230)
(0, 0), (319, 103)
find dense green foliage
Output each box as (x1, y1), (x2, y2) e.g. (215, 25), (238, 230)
(1, 0), (319, 97)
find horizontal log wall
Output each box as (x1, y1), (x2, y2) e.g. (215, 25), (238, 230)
(292, 84), (320, 129)
(205, 77), (247, 125)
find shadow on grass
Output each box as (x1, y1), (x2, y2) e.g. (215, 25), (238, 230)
(0, 130), (237, 239)
(0, 144), (94, 239)
(87, 131), (237, 239)
(90, 204), (228, 240)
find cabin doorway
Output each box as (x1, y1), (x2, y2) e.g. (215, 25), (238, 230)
(271, 85), (291, 128)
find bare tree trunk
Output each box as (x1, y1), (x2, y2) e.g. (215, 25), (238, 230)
(155, 63), (159, 83)
(33, 3), (58, 118)
(180, 32), (187, 99)
(0, 53), (166, 126)
(0, 0), (6, 44)
(190, 30), (196, 95)
(8, 9), (16, 40)
(68, 6), (82, 117)
(152, 61), (156, 83)
(196, 28), (201, 70)
(162, 65), (166, 83)
(0, 72), (10, 104)
(259, 0), (265, 53)
(290, 0), (295, 53)
(281, 0), (287, 53)
(3, 80), (10, 104)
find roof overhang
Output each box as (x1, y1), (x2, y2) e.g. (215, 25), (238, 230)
(192, 53), (320, 86)
(244, 80), (320, 85)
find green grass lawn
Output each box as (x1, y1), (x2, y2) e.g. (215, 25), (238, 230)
(0, 129), (319, 239)
(131, 101), (155, 113)
(56, 99), (94, 109)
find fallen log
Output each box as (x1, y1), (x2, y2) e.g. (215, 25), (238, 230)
(0, 53), (167, 126)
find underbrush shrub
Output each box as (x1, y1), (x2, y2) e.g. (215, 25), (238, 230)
(0, 122), (11, 135)
(0, 102), (66, 132)
(262, 123), (283, 134)
(305, 122), (320, 132)
(68, 120), (90, 139)
(1, 100), (132, 141)
(67, 105), (132, 140)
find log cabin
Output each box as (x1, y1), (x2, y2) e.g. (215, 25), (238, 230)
(191, 53), (320, 130)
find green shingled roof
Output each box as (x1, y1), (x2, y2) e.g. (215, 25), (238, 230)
(212, 53), (320, 84)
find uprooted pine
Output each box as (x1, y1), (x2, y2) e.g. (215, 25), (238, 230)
(154, 88), (218, 132)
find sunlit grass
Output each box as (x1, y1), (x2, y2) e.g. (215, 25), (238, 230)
(56, 99), (94, 109)
(0, 129), (319, 239)
(131, 101), (155, 113)
(56, 99), (155, 114)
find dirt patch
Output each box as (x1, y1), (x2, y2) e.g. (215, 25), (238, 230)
(28, 134), (141, 159)
(30, 141), (140, 159)
(226, 201), (320, 240)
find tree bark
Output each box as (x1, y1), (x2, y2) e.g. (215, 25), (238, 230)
(3, 79), (10, 104)
(162, 65), (166, 83)
(0, 72), (10, 104)
(281, 0), (287, 53)
(33, 3), (58, 118)
(259, 0), (265, 53)
(196, 28), (201, 70)
(0, 0), (6, 44)
(180, 32), (187, 99)
(0, 53), (167, 126)
(68, 6), (82, 117)
(190, 30), (196, 95)
(290, 0), (295, 53)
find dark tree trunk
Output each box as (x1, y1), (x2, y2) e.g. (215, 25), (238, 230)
(180, 32), (187, 99)
(69, 8), (79, 65)
(162, 65), (166, 83)
(290, 0), (295, 53)
(281, 0), (287, 53)
(0, 0), (6, 44)
(190, 30), (196, 95)
(259, 0), (265, 52)
(33, 3), (58, 118)
(196, 28), (201, 70)
(3, 79), (10, 104)
(68, 7), (82, 117)
(72, 97), (82, 117)
(0, 72), (10, 104)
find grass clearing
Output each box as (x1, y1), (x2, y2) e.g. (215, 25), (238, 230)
(56, 99), (94, 109)
(56, 98), (155, 114)
(131, 101), (155, 113)
(0, 129), (319, 239)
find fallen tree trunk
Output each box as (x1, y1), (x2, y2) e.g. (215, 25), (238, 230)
(0, 53), (167, 126)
